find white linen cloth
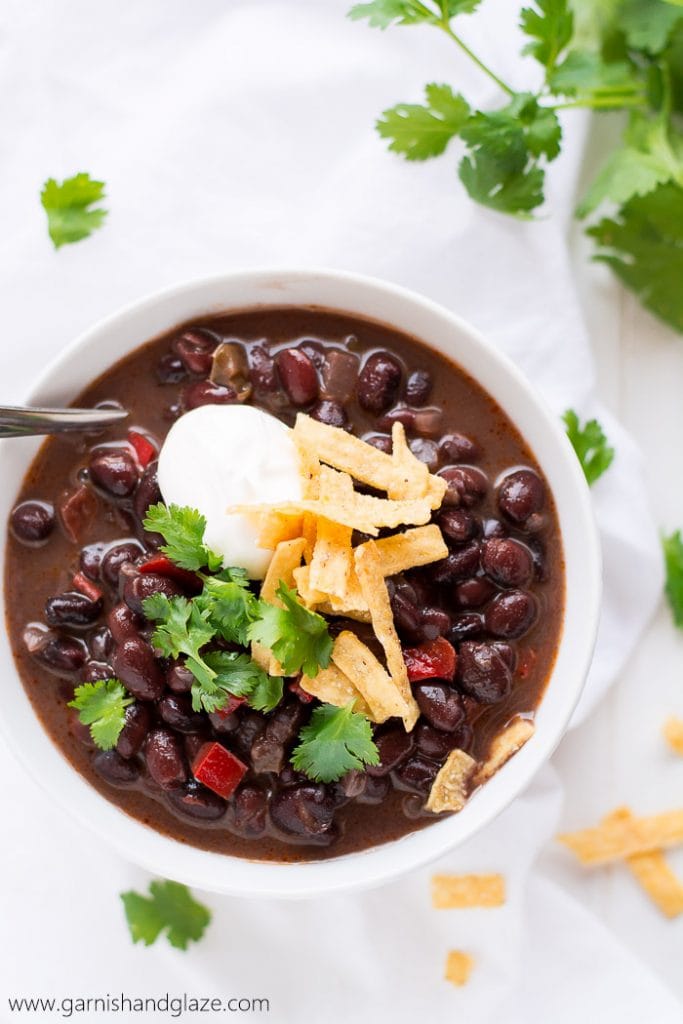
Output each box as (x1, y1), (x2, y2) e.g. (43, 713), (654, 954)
(1, 0), (678, 1019)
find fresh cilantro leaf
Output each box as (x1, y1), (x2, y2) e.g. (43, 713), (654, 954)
(143, 593), (217, 692)
(291, 703), (380, 783)
(588, 182), (683, 332)
(250, 673), (285, 713)
(459, 106), (546, 215)
(548, 51), (640, 103)
(511, 94), (562, 159)
(40, 173), (107, 249)
(577, 115), (683, 217)
(520, 0), (573, 74)
(562, 409), (615, 485)
(120, 880), (211, 951)
(143, 503), (222, 572)
(202, 650), (284, 713)
(68, 679), (132, 751)
(348, 0), (437, 28)
(377, 84), (470, 160)
(663, 530), (683, 627)
(248, 582), (333, 678)
(198, 569), (259, 646)
(621, 0), (683, 54)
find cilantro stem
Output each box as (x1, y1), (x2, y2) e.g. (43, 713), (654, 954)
(438, 20), (515, 97)
(553, 96), (645, 111)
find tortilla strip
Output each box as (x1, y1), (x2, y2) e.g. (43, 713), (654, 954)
(228, 492), (433, 535)
(292, 564), (327, 608)
(663, 716), (683, 755)
(299, 664), (372, 719)
(361, 524), (448, 578)
(427, 749), (476, 813)
(558, 808), (683, 865)
(257, 511), (304, 550)
(331, 631), (409, 723)
(309, 468), (355, 598)
(444, 951), (474, 987)
(354, 541), (419, 730)
(431, 873), (506, 910)
(252, 537), (306, 674)
(473, 717), (535, 786)
(603, 808), (683, 919)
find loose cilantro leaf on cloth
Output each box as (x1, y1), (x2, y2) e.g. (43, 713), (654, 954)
(120, 880), (211, 950)
(291, 703), (380, 783)
(663, 531), (683, 627)
(588, 183), (683, 332)
(562, 410), (615, 485)
(249, 582), (334, 678)
(548, 51), (640, 103)
(348, 0), (480, 28)
(520, 0), (573, 75)
(377, 83), (470, 160)
(143, 503), (223, 572)
(40, 173), (108, 249)
(68, 679), (132, 750)
(621, 0), (683, 54)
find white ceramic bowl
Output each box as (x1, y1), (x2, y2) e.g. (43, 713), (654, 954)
(0, 269), (601, 898)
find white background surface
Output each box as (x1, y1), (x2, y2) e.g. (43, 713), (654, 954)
(1, 0), (682, 1018)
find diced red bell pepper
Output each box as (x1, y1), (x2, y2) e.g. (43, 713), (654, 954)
(138, 554), (202, 593)
(72, 571), (103, 603)
(59, 485), (98, 544)
(213, 695), (246, 719)
(192, 742), (247, 799)
(128, 429), (157, 468)
(403, 637), (457, 682)
(289, 679), (314, 704)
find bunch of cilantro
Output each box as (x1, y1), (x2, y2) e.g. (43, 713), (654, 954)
(349, 0), (683, 332)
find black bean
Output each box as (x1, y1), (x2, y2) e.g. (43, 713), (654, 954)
(107, 602), (142, 643)
(168, 780), (226, 821)
(492, 641), (517, 671)
(34, 635), (88, 675)
(230, 711), (264, 761)
(483, 518), (507, 539)
(133, 462), (161, 522)
(454, 577), (496, 609)
(438, 465), (488, 507)
(395, 756), (440, 793)
(432, 541), (481, 584)
(144, 728), (187, 789)
(275, 348), (319, 406)
(415, 723), (459, 760)
(185, 732), (211, 763)
(93, 750), (139, 786)
(364, 433), (393, 454)
(448, 613), (484, 643)
(320, 349), (359, 403)
(80, 660), (114, 682)
(249, 345), (278, 391)
(390, 586), (422, 642)
(457, 641), (512, 703)
(117, 703), (151, 759)
(80, 542), (107, 579)
(299, 340), (327, 370)
(101, 541), (144, 588)
(89, 449), (139, 498)
(357, 775), (390, 805)
(405, 369), (432, 405)
(413, 682), (465, 732)
(310, 399), (348, 428)
(485, 590), (538, 638)
(156, 352), (187, 384)
(229, 785), (268, 836)
(409, 438), (439, 470)
(332, 770), (367, 804)
(45, 591), (103, 629)
(438, 508), (477, 544)
(420, 606), (452, 640)
(439, 433), (480, 462)
(481, 538), (534, 587)
(159, 693), (205, 733)
(250, 734), (285, 774)
(123, 572), (182, 616)
(174, 329), (217, 375)
(10, 500), (55, 545)
(182, 379), (236, 411)
(270, 784), (336, 841)
(89, 626), (113, 661)
(166, 661), (194, 693)
(358, 352), (402, 412)
(267, 702), (305, 746)
(112, 636), (165, 701)
(366, 726), (414, 777)
(498, 469), (545, 524)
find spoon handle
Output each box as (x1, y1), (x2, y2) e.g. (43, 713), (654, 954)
(0, 405), (129, 438)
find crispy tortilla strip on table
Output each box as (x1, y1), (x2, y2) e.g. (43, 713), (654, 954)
(603, 808), (683, 919)
(299, 664), (372, 719)
(257, 511), (304, 551)
(252, 537), (307, 673)
(663, 716), (683, 755)
(427, 749), (477, 814)
(444, 951), (474, 988)
(473, 717), (535, 786)
(558, 808), (683, 865)
(364, 525), (448, 577)
(354, 541), (419, 730)
(431, 873), (506, 910)
(331, 631), (410, 724)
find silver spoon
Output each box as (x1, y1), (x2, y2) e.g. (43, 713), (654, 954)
(0, 405), (129, 438)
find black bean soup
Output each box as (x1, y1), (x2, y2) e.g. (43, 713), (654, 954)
(4, 308), (564, 861)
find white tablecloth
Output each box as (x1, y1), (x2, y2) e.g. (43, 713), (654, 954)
(1, 1), (679, 1020)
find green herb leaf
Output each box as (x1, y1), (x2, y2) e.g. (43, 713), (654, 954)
(621, 0), (683, 54)
(663, 530), (683, 627)
(198, 569), (259, 646)
(588, 182), (683, 332)
(377, 84), (470, 161)
(562, 409), (615, 485)
(68, 679), (132, 751)
(120, 880), (211, 950)
(548, 51), (640, 102)
(143, 503), (223, 572)
(291, 703), (380, 783)
(248, 582), (333, 678)
(40, 173), (108, 249)
(458, 106), (546, 215)
(202, 650), (284, 714)
(348, 0), (437, 28)
(520, 0), (573, 75)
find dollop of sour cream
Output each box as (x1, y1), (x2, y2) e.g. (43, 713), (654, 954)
(157, 404), (303, 579)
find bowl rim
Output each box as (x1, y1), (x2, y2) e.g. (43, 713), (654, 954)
(0, 267), (601, 898)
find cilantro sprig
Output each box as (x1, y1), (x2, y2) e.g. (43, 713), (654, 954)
(663, 530), (683, 628)
(68, 679), (132, 750)
(291, 702), (380, 783)
(41, 173), (108, 249)
(144, 503), (223, 572)
(248, 581), (334, 678)
(350, 0), (683, 330)
(120, 880), (211, 950)
(563, 409), (614, 486)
